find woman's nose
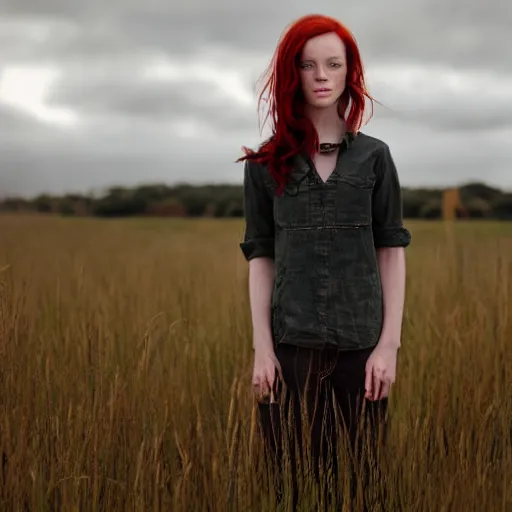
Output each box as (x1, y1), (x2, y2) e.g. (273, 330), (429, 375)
(315, 67), (328, 81)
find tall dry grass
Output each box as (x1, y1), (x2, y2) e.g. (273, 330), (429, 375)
(0, 214), (511, 511)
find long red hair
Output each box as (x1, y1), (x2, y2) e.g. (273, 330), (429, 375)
(237, 14), (375, 195)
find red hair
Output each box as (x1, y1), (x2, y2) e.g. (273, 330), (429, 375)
(237, 14), (375, 195)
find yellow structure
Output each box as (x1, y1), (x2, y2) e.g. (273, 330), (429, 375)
(442, 188), (467, 220)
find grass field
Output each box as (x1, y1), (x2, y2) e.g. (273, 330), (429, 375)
(0, 214), (511, 511)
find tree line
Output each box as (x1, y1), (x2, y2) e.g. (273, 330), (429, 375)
(1, 181), (511, 220)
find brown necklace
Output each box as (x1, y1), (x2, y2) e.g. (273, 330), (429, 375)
(319, 142), (342, 154)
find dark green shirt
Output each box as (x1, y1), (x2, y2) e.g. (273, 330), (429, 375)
(240, 132), (411, 351)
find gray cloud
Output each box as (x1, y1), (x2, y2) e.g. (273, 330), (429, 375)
(43, 56), (512, 134)
(46, 69), (251, 126)
(4, 1), (511, 69)
(0, 0), (511, 197)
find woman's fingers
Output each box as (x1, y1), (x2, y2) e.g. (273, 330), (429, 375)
(372, 369), (382, 401)
(253, 372), (272, 403)
(365, 365), (373, 399)
(365, 364), (392, 401)
(379, 379), (391, 400)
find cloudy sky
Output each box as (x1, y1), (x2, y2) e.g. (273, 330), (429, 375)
(0, 0), (510, 198)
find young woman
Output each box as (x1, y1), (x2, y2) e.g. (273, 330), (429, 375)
(238, 13), (411, 509)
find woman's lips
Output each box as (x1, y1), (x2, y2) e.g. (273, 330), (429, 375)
(314, 88), (331, 97)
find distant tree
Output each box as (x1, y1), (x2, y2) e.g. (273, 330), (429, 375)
(402, 190), (424, 218)
(179, 189), (212, 217)
(465, 197), (492, 218)
(2, 180), (510, 221)
(204, 202), (216, 217)
(146, 199), (185, 217)
(211, 199), (229, 217)
(59, 200), (76, 216)
(132, 184), (174, 204)
(419, 198), (442, 219)
(492, 193), (512, 220)
(460, 182), (502, 203)
(33, 194), (55, 213)
(0, 197), (32, 213)
(92, 188), (148, 217)
(223, 200), (244, 217)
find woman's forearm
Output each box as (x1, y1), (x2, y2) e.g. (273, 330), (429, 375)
(376, 246), (406, 349)
(248, 257), (275, 354)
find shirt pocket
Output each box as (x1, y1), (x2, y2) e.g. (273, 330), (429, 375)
(334, 174), (374, 227)
(273, 176), (310, 229)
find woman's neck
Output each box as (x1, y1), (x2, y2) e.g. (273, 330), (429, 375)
(305, 103), (346, 144)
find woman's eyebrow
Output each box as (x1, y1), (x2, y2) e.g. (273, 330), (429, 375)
(301, 55), (344, 61)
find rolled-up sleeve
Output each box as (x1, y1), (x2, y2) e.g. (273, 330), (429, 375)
(372, 144), (412, 248)
(239, 160), (275, 261)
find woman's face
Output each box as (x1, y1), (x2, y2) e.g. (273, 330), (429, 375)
(298, 32), (347, 109)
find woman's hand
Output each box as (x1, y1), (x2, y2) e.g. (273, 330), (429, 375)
(365, 344), (398, 401)
(252, 349), (282, 403)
